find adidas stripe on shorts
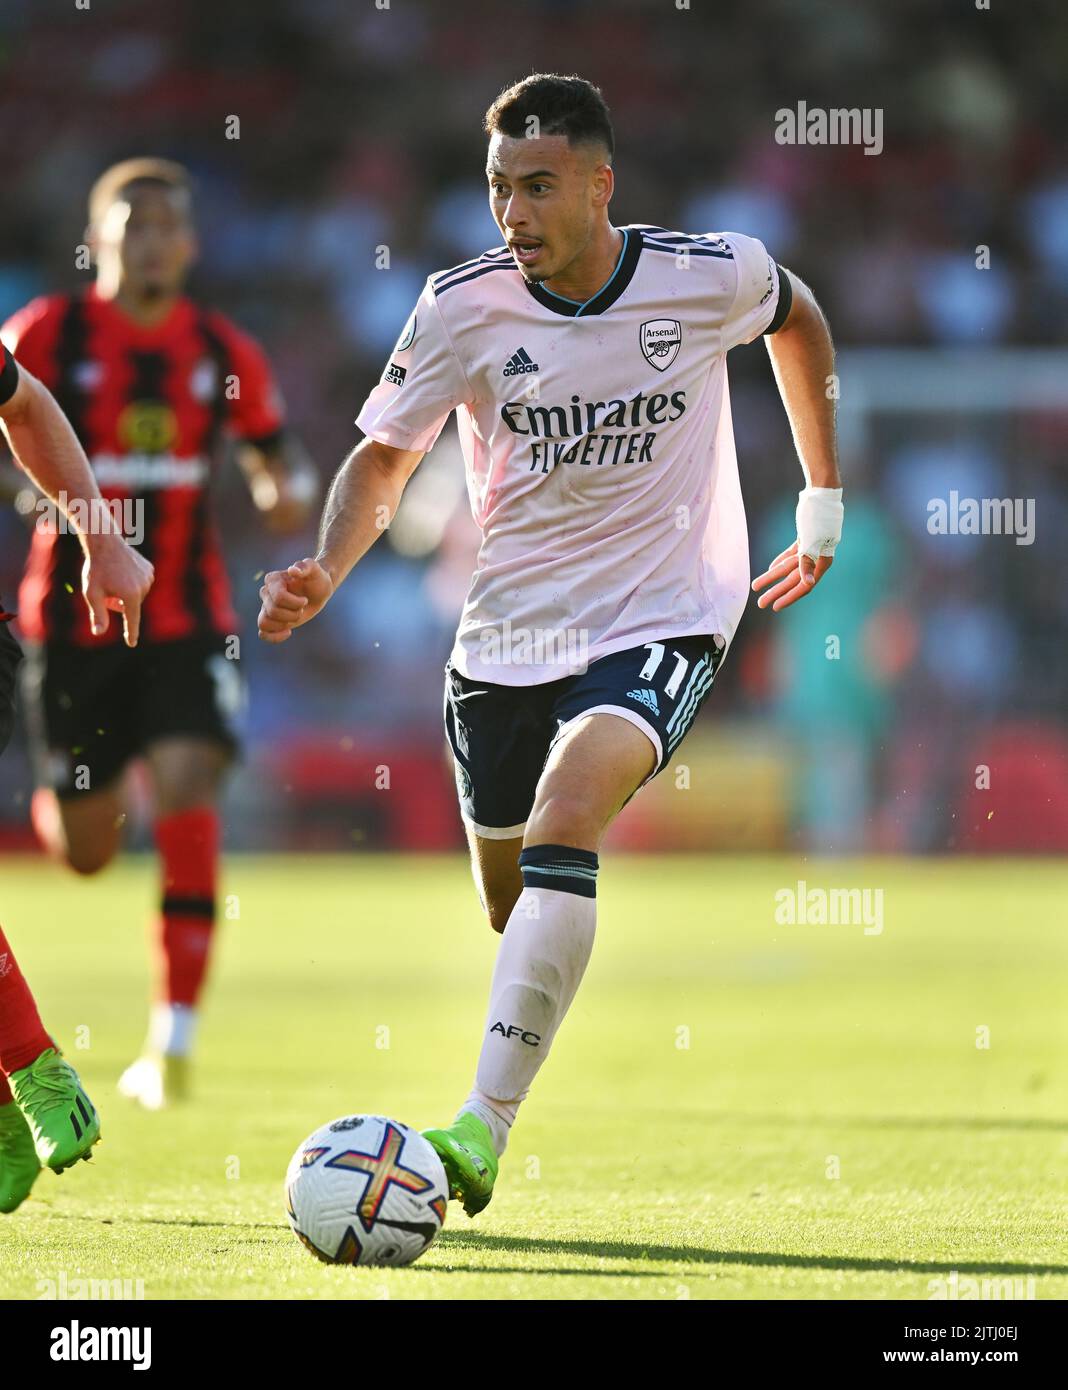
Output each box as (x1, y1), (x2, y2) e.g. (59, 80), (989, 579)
(443, 632), (725, 838)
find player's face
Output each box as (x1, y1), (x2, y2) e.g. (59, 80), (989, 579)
(487, 133), (611, 284)
(95, 184), (197, 299)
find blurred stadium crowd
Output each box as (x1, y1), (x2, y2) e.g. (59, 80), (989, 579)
(1, 0), (1065, 853)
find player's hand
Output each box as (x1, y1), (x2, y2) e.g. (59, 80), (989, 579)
(751, 540), (833, 612)
(257, 557), (333, 644)
(250, 469), (317, 536)
(81, 534), (155, 647)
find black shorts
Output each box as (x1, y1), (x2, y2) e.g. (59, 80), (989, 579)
(443, 632), (726, 837)
(19, 635), (245, 798)
(0, 611), (22, 760)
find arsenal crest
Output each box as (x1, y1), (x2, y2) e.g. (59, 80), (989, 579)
(640, 319), (681, 371)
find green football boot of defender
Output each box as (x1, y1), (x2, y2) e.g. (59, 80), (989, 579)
(0, 1102), (41, 1213)
(422, 1112), (498, 1217)
(9, 1048), (100, 1172)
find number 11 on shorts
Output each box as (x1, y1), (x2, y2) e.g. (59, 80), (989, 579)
(638, 642), (689, 699)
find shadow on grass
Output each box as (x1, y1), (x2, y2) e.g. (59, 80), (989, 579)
(37, 1213), (283, 1231)
(24, 1216), (1065, 1282)
(552, 1106), (1068, 1134)
(431, 1232), (1068, 1278)
(757, 1114), (1068, 1134)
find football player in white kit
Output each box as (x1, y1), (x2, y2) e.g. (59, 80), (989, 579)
(258, 74), (843, 1216)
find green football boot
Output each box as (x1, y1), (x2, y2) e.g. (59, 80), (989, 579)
(9, 1048), (100, 1172)
(0, 1101), (42, 1213)
(422, 1112), (498, 1217)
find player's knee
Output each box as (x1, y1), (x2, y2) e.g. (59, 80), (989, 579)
(62, 840), (116, 876)
(33, 787), (121, 873)
(525, 792), (601, 850)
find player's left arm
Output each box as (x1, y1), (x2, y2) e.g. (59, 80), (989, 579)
(235, 431), (319, 534)
(216, 315), (319, 533)
(752, 267), (843, 613)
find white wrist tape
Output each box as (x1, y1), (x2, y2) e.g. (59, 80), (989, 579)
(796, 486), (843, 562)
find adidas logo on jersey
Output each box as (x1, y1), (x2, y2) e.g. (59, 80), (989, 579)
(503, 347), (539, 376)
(626, 687), (660, 716)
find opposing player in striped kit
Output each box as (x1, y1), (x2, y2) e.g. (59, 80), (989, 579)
(258, 75), (844, 1214)
(2, 159), (317, 1109)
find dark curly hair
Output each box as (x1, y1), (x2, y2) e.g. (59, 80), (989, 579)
(484, 74), (614, 158)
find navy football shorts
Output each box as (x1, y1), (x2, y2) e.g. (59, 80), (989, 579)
(443, 632), (726, 838)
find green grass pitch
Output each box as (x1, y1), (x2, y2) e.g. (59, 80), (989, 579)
(1, 853), (1065, 1300)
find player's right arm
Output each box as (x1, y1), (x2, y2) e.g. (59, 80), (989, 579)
(257, 278), (471, 644)
(0, 346), (155, 645)
(257, 437), (423, 643)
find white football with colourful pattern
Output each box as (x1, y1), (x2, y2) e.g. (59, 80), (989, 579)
(285, 1114), (449, 1266)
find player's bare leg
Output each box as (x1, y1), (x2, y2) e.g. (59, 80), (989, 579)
(118, 736), (230, 1110)
(464, 827), (524, 935)
(426, 713), (654, 1214)
(31, 783), (125, 876)
(524, 712), (655, 850)
(148, 736), (230, 818)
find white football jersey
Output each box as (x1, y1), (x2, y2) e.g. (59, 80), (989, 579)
(356, 225), (789, 685)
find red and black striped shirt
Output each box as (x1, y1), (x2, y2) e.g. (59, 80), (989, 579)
(2, 288), (284, 646)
